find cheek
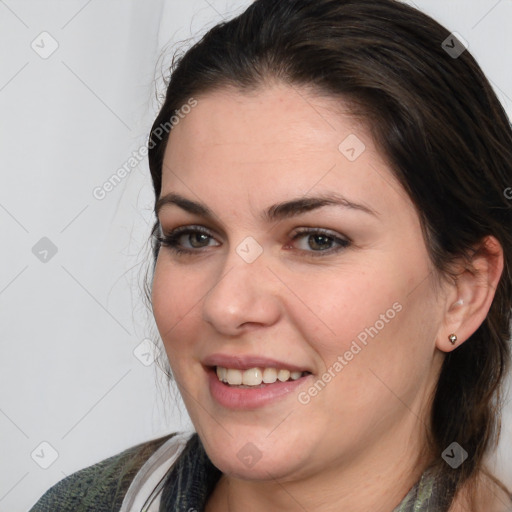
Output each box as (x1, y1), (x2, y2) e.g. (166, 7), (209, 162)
(285, 255), (437, 392)
(285, 273), (436, 449)
(284, 265), (398, 356)
(151, 259), (204, 353)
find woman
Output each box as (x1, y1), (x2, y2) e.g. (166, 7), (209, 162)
(29, 0), (512, 510)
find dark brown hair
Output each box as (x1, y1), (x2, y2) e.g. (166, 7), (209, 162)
(146, 0), (512, 508)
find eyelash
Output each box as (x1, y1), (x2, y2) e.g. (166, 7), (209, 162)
(155, 225), (351, 257)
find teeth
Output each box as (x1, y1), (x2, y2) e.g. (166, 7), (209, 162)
(226, 368), (242, 385)
(216, 366), (227, 381)
(277, 369), (290, 382)
(216, 366), (308, 386)
(242, 368), (262, 386)
(262, 368), (277, 384)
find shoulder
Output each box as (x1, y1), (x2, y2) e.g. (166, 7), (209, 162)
(28, 432), (179, 512)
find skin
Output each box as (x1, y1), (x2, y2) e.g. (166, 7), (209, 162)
(151, 82), (504, 512)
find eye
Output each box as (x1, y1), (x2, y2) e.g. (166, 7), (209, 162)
(155, 225), (350, 257)
(156, 225), (220, 254)
(288, 228), (351, 255)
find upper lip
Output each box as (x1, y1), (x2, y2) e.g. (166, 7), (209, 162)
(203, 353), (312, 373)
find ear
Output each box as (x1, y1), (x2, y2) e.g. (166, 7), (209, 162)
(435, 235), (504, 353)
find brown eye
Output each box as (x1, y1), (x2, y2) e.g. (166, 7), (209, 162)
(156, 225), (220, 254)
(185, 232), (212, 248)
(306, 234), (334, 251)
(290, 228), (351, 255)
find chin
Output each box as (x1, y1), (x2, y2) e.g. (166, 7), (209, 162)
(199, 429), (310, 482)
(209, 449), (299, 481)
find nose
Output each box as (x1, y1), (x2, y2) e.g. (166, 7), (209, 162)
(201, 252), (282, 336)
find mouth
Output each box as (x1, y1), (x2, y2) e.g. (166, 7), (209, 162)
(205, 364), (313, 409)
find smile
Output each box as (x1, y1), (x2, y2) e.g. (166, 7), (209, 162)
(206, 366), (313, 409)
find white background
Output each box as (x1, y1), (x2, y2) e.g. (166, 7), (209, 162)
(0, 1), (510, 510)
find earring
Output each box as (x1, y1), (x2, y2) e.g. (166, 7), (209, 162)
(448, 334), (457, 345)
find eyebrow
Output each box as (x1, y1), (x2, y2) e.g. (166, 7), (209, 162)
(155, 192), (378, 222)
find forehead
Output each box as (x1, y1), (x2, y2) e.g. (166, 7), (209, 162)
(161, 83), (412, 220)
(167, 84), (360, 159)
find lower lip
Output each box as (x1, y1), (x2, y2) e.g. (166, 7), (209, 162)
(207, 367), (311, 410)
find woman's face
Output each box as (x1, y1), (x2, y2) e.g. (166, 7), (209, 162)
(152, 83), (448, 481)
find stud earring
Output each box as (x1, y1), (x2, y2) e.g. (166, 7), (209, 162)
(448, 334), (457, 345)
